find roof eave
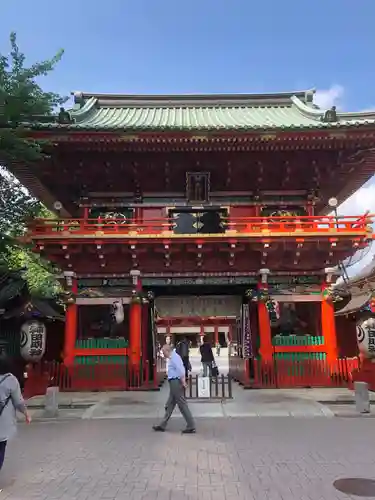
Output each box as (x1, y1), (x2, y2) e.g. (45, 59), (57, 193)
(27, 122), (375, 134)
(71, 89), (315, 108)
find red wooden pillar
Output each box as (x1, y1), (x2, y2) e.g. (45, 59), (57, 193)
(228, 325), (232, 342)
(214, 325), (219, 345)
(141, 300), (149, 360)
(166, 324), (171, 344)
(257, 269), (273, 363)
(64, 277), (78, 366)
(129, 270), (142, 367)
(321, 282), (338, 364)
(200, 324), (205, 344)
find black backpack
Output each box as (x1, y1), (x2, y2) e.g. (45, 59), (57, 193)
(176, 341), (188, 358)
(0, 374), (11, 416)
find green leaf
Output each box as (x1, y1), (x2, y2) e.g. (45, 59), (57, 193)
(0, 32), (65, 298)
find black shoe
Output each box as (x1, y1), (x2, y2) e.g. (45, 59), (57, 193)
(181, 428), (196, 434)
(152, 425), (165, 432)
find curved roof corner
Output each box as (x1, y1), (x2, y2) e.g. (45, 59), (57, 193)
(69, 97), (98, 122)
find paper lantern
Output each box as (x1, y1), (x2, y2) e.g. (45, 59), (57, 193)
(356, 317), (375, 359)
(111, 300), (124, 324)
(20, 320), (46, 362)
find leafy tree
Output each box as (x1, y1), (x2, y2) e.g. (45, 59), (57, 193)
(0, 168), (61, 297)
(0, 32), (67, 164)
(0, 32), (66, 297)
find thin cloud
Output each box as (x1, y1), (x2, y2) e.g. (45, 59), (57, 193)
(337, 178), (375, 276)
(314, 84), (344, 110)
(339, 180), (375, 216)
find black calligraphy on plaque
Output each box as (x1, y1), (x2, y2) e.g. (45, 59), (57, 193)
(368, 327), (375, 354)
(29, 324), (44, 357)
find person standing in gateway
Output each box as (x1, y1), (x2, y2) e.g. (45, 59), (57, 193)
(153, 345), (196, 434)
(200, 336), (214, 377)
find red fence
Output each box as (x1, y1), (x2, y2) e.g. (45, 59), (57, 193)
(29, 214), (371, 238)
(24, 358), (167, 398)
(229, 356), (360, 389)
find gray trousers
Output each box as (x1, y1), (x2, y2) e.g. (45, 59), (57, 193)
(159, 379), (195, 430)
(202, 362), (212, 377)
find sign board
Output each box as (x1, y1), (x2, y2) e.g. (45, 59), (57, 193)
(155, 295), (241, 317)
(357, 317), (375, 359)
(78, 278), (132, 288)
(197, 376), (211, 398)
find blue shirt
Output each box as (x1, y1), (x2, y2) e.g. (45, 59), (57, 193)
(168, 350), (185, 380)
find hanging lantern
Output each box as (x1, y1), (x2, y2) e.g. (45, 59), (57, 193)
(111, 300), (124, 324)
(245, 289), (270, 302)
(20, 320), (46, 362)
(322, 288), (333, 302)
(356, 317), (375, 359)
(130, 290), (142, 304)
(266, 299), (280, 322)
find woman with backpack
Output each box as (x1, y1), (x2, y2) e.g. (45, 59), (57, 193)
(0, 358), (31, 477)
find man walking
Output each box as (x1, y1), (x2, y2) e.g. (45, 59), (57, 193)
(153, 345), (196, 434)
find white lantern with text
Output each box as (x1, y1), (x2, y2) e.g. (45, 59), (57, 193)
(356, 317), (375, 359)
(20, 320), (46, 362)
(111, 300), (124, 324)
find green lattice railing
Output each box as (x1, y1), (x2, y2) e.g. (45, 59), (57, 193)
(74, 338), (129, 365)
(272, 335), (324, 346)
(74, 355), (128, 365)
(75, 337), (129, 349)
(273, 352), (327, 361)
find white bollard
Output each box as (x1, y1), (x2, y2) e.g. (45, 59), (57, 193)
(44, 386), (59, 418)
(354, 381), (370, 414)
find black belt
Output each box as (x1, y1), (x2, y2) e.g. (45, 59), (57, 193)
(168, 378), (180, 381)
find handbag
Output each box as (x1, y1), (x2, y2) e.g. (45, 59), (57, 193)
(211, 361), (219, 377)
(0, 374), (11, 416)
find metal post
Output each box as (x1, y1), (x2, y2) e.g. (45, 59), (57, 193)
(228, 375), (233, 399)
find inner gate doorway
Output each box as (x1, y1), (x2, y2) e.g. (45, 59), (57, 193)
(154, 295), (238, 348)
(150, 289), (242, 377)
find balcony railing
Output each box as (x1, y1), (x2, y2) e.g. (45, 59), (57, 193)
(28, 215), (372, 239)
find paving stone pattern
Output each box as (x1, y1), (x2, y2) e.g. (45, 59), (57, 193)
(1, 418), (375, 499)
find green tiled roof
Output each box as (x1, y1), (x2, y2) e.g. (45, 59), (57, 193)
(38, 89), (375, 131)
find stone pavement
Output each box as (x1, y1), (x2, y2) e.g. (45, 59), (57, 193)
(26, 384), (338, 420)
(26, 385), (375, 420)
(2, 417), (375, 499)
(81, 384), (335, 419)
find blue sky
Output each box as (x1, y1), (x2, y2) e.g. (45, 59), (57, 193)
(1, 0), (375, 108)
(2, 0), (375, 274)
